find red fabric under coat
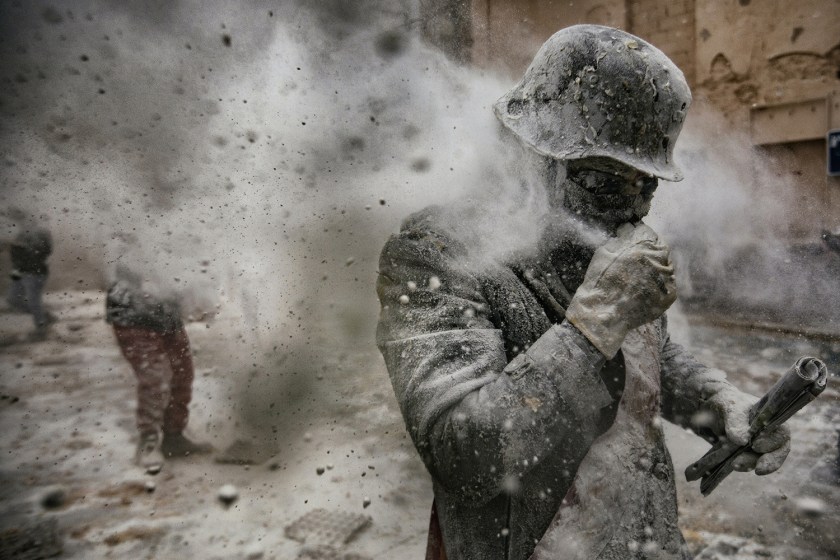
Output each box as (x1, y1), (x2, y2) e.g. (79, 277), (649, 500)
(112, 324), (194, 435)
(425, 501), (448, 560)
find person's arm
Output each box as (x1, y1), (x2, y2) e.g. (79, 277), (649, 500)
(658, 317), (734, 431)
(42, 230), (53, 258)
(377, 226), (612, 505)
(659, 318), (790, 475)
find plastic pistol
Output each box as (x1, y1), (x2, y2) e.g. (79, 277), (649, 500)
(685, 356), (828, 496)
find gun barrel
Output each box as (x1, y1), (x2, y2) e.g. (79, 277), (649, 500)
(687, 356), (828, 496)
(748, 357), (827, 435)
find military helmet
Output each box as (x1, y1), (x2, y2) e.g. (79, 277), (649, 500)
(494, 25), (691, 181)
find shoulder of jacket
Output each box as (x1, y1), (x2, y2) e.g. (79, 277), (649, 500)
(390, 206), (467, 255)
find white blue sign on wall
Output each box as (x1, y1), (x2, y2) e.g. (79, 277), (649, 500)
(829, 129), (840, 177)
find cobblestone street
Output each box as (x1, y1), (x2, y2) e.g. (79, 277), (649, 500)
(1, 294), (839, 559)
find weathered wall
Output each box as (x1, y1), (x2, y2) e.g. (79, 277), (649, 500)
(761, 140), (834, 239)
(696, 0), (839, 126)
(627, 0), (695, 84)
(465, 0), (694, 83)
(419, 0), (474, 63)
(463, 0), (839, 123)
(470, 0), (626, 75)
(694, 0), (840, 239)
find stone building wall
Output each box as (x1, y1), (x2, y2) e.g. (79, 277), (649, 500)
(627, 0), (696, 85)
(692, 0), (840, 239)
(418, 0), (474, 63)
(468, 0), (626, 76)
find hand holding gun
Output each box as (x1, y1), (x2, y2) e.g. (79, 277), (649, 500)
(685, 357), (828, 496)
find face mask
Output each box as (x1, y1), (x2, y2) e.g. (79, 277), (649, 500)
(561, 165), (658, 230)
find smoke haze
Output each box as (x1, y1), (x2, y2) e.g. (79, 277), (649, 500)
(650, 104), (840, 330)
(0, 0), (562, 446)
(2, 0), (835, 447)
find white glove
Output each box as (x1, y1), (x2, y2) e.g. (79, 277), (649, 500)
(695, 386), (791, 475)
(566, 222), (677, 358)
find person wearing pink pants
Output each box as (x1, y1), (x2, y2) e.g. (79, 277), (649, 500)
(106, 267), (212, 470)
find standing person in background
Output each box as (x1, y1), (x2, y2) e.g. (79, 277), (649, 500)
(106, 264), (213, 470)
(7, 224), (54, 339)
(821, 229), (840, 255)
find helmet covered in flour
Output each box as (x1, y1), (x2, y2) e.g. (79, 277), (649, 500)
(494, 24), (692, 181)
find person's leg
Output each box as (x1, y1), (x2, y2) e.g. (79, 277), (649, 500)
(836, 429), (840, 471)
(160, 326), (212, 457)
(6, 277), (27, 311)
(161, 326), (194, 434)
(21, 274), (48, 329)
(112, 325), (169, 438)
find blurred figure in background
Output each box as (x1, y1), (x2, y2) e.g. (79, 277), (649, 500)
(821, 229), (840, 255)
(7, 222), (54, 339)
(106, 263), (213, 471)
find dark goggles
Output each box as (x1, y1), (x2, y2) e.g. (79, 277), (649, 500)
(567, 167), (658, 196)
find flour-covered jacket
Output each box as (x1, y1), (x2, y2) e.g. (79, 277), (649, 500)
(376, 207), (724, 560)
(10, 228), (52, 276)
(105, 280), (183, 333)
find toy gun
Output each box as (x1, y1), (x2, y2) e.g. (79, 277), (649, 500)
(685, 356), (828, 496)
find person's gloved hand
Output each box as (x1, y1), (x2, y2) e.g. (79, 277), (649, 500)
(565, 222), (677, 358)
(696, 385), (791, 475)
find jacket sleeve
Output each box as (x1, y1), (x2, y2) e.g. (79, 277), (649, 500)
(376, 225), (613, 504)
(659, 316), (737, 431)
